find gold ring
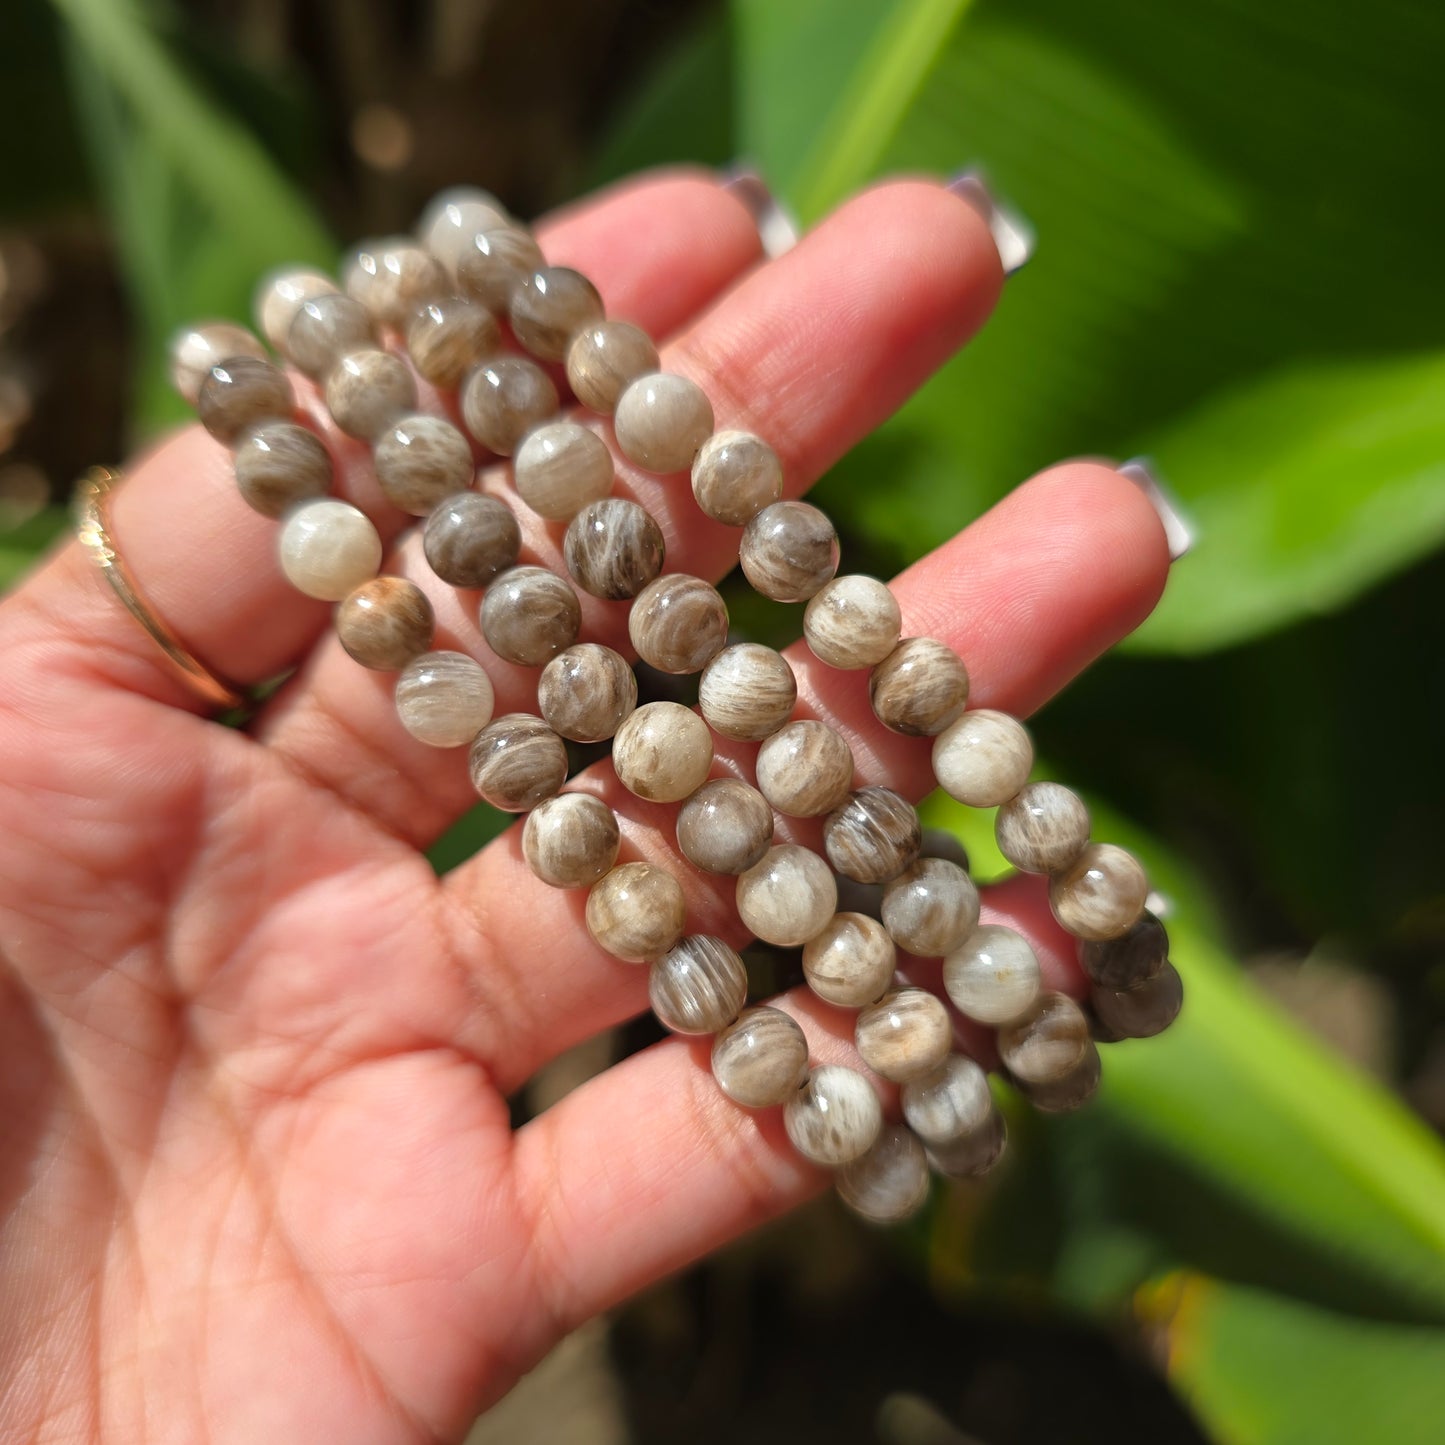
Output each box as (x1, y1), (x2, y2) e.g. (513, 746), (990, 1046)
(73, 466), (247, 711)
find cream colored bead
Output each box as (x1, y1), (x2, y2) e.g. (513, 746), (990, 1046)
(801, 912), (895, 1007)
(995, 781), (1091, 874)
(900, 1053), (995, 1146)
(942, 925), (1042, 1026)
(736, 844), (837, 947)
(855, 987), (953, 1083)
(698, 643), (796, 741)
(522, 793), (620, 889)
(611, 702), (713, 804)
(690, 430), (783, 526)
(803, 575), (902, 669)
(614, 372), (714, 473)
(649, 936), (748, 1036)
(565, 320), (659, 413)
(325, 348), (418, 441)
(418, 187), (512, 277)
(784, 1065), (882, 1167)
(394, 650), (494, 748)
(1049, 843), (1149, 942)
(254, 269), (338, 356)
(513, 421), (614, 521)
(835, 1124), (931, 1225)
(997, 992), (1091, 1086)
(277, 498), (382, 601)
(880, 858), (979, 957)
(343, 238), (446, 327)
(755, 720), (853, 817)
(932, 709), (1034, 808)
(169, 320), (268, 404)
(676, 779), (774, 876)
(585, 861), (686, 963)
(711, 1006), (809, 1109)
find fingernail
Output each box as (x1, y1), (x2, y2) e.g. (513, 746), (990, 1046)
(721, 163), (799, 259)
(947, 169), (1035, 275)
(1120, 457), (1194, 561)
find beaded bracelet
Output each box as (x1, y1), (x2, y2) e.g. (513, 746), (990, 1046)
(168, 183), (1182, 1226)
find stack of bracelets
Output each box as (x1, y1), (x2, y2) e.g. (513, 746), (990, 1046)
(165, 184), (1183, 1227)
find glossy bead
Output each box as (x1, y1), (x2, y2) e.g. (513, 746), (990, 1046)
(510, 266), (604, 361)
(513, 421), (614, 521)
(538, 643), (637, 742)
(422, 492), (520, 589)
(676, 779), (774, 875)
(169, 321), (268, 404)
(480, 565), (581, 666)
(1079, 910), (1169, 990)
(287, 293), (376, 380)
(336, 577), (434, 671)
(698, 643), (796, 741)
(564, 498), (665, 599)
(997, 991), (1091, 1086)
(468, 713), (568, 812)
(711, 1006), (809, 1109)
(456, 227), (545, 311)
(803, 575), (901, 669)
(406, 297), (501, 388)
(823, 787), (922, 885)
(835, 1124), (931, 1225)
(277, 498), (382, 601)
(254, 270), (337, 356)
(585, 861), (686, 963)
(1090, 962), (1183, 1040)
(942, 925), (1042, 1026)
(801, 912), (895, 1007)
(995, 781), (1091, 874)
(869, 638), (969, 737)
(932, 708), (1034, 808)
(739, 500), (839, 603)
(611, 701), (713, 804)
(522, 792), (621, 889)
(855, 987), (953, 1083)
(1024, 1043), (1101, 1114)
(374, 414), (473, 515)
(736, 844), (837, 947)
(394, 649), (494, 747)
(900, 1054), (995, 1146)
(881, 858), (979, 957)
(927, 1112), (1007, 1179)
(233, 421), (331, 518)
(690, 430), (783, 526)
(649, 936), (749, 1036)
(1050, 843), (1149, 942)
(325, 348), (417, 442)
(461, 357), (559, 455)
(784, 1065), (882, 1167)
(419, 189), (512, 277)
(627, 573), (728, 675)
(343, 238), (445, 327)
(755, 719), (854, 818)
(197, 357), (293, 445)
(565, 320), (659, 413)
(614, 372), (714, 473)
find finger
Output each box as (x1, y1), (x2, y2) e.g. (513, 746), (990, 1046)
(256, 178), (1005, 839)
(8, 169), (762, 711)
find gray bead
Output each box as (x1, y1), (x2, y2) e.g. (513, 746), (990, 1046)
(335, 577), (435, 671)
(423, 491), (520, 589)
(566, 320), (660, 414)
(254, 269), (336, 357)
(233, 421), (331, 518)
(1021, 1043), (1102, 1113)
(739, 500), (839, 603)
(900, 1053), (995, 1145)
(510, 266), (605, 362)
(676, 778), (774, 876)
(407, 296), (501, 388)
(926, 1111), (1007, 1179)
(869, 637), (969, 737)
(468, 713), (568, 812)
(801, 912), (895, 1007)
(754, 719), (854, 817)
(325, 348), (417, 442)
(803, 575), (901, 669)
(522, 792), (620, 889)
(1049, 842), (1149, 942)
(711, 1006), (810, 1109)
(481, 565), (581, 666)
(585, 861), (687, 963)
(456, 227), (546, 312)
(784, 1065), (882, 1167)
(942, 925), (1042, 1026)
(394, 649), (494, 748)
(374, 413), (474, 516)
(995, 781), (1091, 874)
(197, 356), (293, 445)
(698, 643), (797, 741)
(835, 1124), (931, 1225)
(823, 787), (922, 885)
(614, 372), (714, 473)
(855, 987), (953, 1084)
(932, 708), (1034, 807)
(690, 430), (783, 526)
(287, 292), (376, 380)
(170, 320), (268, 402)
(881, 858), (980, 957)
(461, 357), (559, 455)
(649, 936), (749, 1036)
(997, 992), (1091, 1086)
(628, 573), (729, 675)
(564, 497), (665, 599)
(513, 421), (615, 522)
(1079, 910), (1169, 991)
(537, 643), (637, 742)
(1090, 962), (1183, 1040)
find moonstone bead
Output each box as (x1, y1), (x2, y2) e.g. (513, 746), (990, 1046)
(406, 297), (501, 388)
(835, 1124), (931, 1225)
(881, 858), (980, 957)
(564, 498), (665, 599)
(649, 936), (749, 1036)
(855, 987), (953, 1083)
(755, 720), (854, 817)
(461, 357), (559, 455)
(277, 498), (382, 601)
(254, 269), (337, 356)
(468, 713), (568, 812)
(1090, 962), (1184, 1040)
(513, 421), (614, 521)
(522, 792), (621, 889)
(585, 861), (687, 963)
(1049, 843), (1149, 942)
(823, 787), (922, 885)
(676, 779), (774, 875)
(927, 1112), (1007, 1178)
(419, 188), (512, 277)
(942, 925), (1042, 1026)
(343, 238), (445, 327)
(690, 430), (783, 526)
(784, 1065), (883, 1167)
(197, 357), (293, 445)
(423, 492), (520, 589)
(538, 643), (637, 742)
(325, 348), (418, 441)
(456, 227), (545, 311)
(336, 577), (435, 671)
(510, 266), (604, 361)
(233, 421), (332, 518)
(803, 575), (902, 669)
(900, 1053), (995, 1145)
(614, 372), (714, 473)
(287, 293), (376, 380)
(480, 565), (580, 666)
(932, 708), (1035, 808)
(1079, 910), (1169, 990)
(711, 1006), (809, 1109)
(736, 844), (837, 947)
(1024, 1044), (1101, 1114)
(394, 650), (495, 747)
(627, 574), (728, 674)
(869, 638), (969, 737)
(565, 320), (659, 413)
(997, 992), (1091, 1086)
(169, 321), (268, 403)
(698, 644), (796, 741)
(801, 912), (895, 1007)
(739, 500), (839, 603)
(374, 414), (473, 515)
(995, 781), (1091, 874)
(611, 701), (713, 804)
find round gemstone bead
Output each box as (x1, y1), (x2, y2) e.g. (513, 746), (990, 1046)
(1049, 843), (1149, 942)
(537, 643), (637, 743)
(932, 708), (1034, 808)
(835, 1123), (931, 1225)
(197, 356), (293, 445)
(585, 861), (687, 963)
(325, 348), (418, 442)
(736, 844), (837, 948)
(927, 1112), (1007, 1179)
(254, 270), (337, 356)
(287, 293), (376, 380)
(755, 719), (854, 818)
(711, 1006), (809, 1109)
(374, 414), (473, 515)
(422, 492), (520, 589)
(233, 421), (332, 518)
(564, 498), (665, 599)
(468, 713), (568, 812)
(406, 296), (501, 388)
(1090, 962), (1184, 1040)
(942, 925), (1042, 1026)
(823, 787), (922, 885)
(510, 266), (604, 361)
(461, 357), (559, 455)
(880, 858), (980, 957)
(419, 189), (512, 278)
(739, 500), (839, 603)
(565, 321), (659, 414)
(277, 498), (382, 601)
(336, 577), (435, 671)
(649, 936), (749, 1036)
(513, 421), (614, 522)
(169, 320), (268, 404)
(690, 430), (783, 526)
(394, 649), (494, 747)
(627, 573), (729, 675)
(869, 637), (969, 737)
(698, 643), (796, 741)
(522, 793), (620, 889)
(343, 238), (445, 327)
(900, 1054), (995, 1146)
(614, 372), (714, 473)
(480, 565), (581, 666)
(784, 1065), (882, 1167)
(676, 779), (774, 876)
(995, 781), (1091, 874)
(1079, 910), (1169, 990)
(801, 912), (895, 1007)
(855, 987), (953, 1083)
(997, 992), (1092, 1086)
(803, 575), (902, 669)
(611, 701), (713, 804)
(1023, 1044), (1102, 1114)
(456, 227), (545, 311)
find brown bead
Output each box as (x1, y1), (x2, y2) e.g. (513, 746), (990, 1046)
(461, 357), (559, 455)
(522, 792), (620, 888)
(1050, 843), (1149, 942)
(325, 348), (418, 442)
(1090, 962), (1183, 1040)
(802, 912), (895, 1007)
(564, 498), (665, 599)
(406, 296), (501, 388)
(803, 574), (901, 669)
(711, 1006), (809, 1109)
(614, 372), (714, 473)
(1079, 910), (1169, 990)
(1022, 1043), (1101, 1114)
(855, 987), (953, 1083)
(997, 992), (1091, 1086)
(336, 577), (435, 671)
(566, 321), (660, 414)
(422, 492), (521, 589)
(374, 414), (473, 516)
(698, 643), (796, 741)
(513, 421), (614, 522)
(343, 238), (445, 327)
(170, 320), (268, 403)
(585, 862), (687, 963)
(932, 708), (1034, 808)
(823, 787), (922, 885)
(233, 421), (331, 518)
(995, 781), (1091, 874)
(627, 573), (729, 675)
(197, 356), (293, 445)
(538, 643), (637, 742)
(880, 858), (979, 957)
(288, 292), (376, 380)
(649, 936), (749, 1036)
(456, 228), (546, 312)
(755, 719), (854, 817)
(611, 701), (713, 804)
(690, 430), (783, 526)
(739, 500), (840, 603)
(869, 637), (969, 737)
(480, 565), (581, 666)
(510, 266), (604, 362)
(676, 778), (774, 875)
(468, 713), (568, 812)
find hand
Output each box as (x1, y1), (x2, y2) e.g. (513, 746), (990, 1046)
(0, 171), (1170, 1442)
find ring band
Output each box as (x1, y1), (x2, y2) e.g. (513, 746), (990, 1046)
(73, 466), (248, 711)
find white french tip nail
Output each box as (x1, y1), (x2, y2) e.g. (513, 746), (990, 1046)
(947, 170), (1035, 275)
(721, 164), (799, 259)
(1120, 457), (1194, 561)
